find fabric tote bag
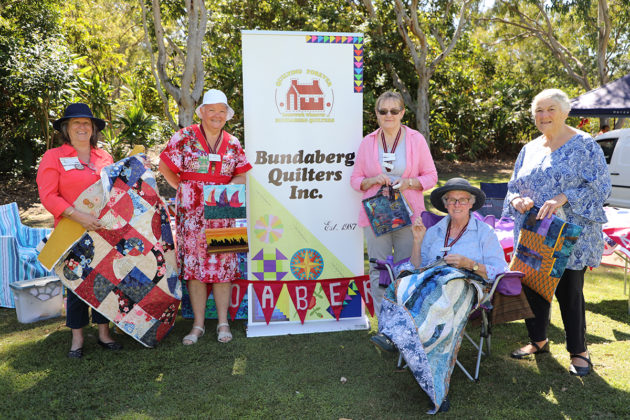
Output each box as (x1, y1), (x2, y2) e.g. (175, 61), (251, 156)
(508, 208), (582, 302)
(362, 185), (412, 237)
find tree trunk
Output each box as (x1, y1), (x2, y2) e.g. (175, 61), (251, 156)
(415, 79), (430, 146)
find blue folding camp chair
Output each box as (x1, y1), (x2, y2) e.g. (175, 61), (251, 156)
(0, 202), (53, 308)
(371, 210), (526, 382)
(478, 182), (508, 219)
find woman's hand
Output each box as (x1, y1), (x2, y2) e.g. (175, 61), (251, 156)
(72, 210), (103, 231)
(361, 174), (390, 191)
(537, 193), (568, 220)
(444, 254), (469, 270)
(511, 196), (534, 214)
(411, 217), (426, 242)
(395, 178), (419, 192)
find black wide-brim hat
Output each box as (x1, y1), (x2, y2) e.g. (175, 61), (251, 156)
(430, 177), (486, 213)
(52, 103), (106, 132)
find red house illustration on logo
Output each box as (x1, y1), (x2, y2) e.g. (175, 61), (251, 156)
(286, 79), (324, 111)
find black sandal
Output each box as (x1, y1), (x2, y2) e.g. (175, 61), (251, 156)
(510, 340), (549, 359)
(569, 354), (592, 377)
(98, 339), (123, 351)
(67, 348), (83, 359)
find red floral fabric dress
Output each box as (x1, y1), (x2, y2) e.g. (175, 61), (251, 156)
(160, 125), (252, 283)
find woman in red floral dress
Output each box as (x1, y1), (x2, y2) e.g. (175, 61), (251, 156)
(159, 89), (251, 344)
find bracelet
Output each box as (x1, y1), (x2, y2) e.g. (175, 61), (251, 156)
(67, 207), (75, 216)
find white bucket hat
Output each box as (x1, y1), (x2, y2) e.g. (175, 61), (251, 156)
(195, 89), (234, 121)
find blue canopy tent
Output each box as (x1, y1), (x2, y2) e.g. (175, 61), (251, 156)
(569, 73), (630, 117)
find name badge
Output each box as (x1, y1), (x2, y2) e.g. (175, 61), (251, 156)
(197, 155), (210, 173)
(382, 162), (394, 171)
(382, 153), (396, 162)
(59, 157), (82, 171)
(208, 154), (221, 162)
(440, 246), (451, 253)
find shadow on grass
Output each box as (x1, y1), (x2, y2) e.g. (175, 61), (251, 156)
(586, 299), (630, 325)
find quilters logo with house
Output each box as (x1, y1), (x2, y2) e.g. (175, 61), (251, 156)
(274, 69), (335, 123)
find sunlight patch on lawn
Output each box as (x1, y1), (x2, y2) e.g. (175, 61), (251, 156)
(232, 356), (247, 375)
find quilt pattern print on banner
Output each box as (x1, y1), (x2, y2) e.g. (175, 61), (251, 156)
(508, 209), (582, 302)
(54, 155), (181, 347)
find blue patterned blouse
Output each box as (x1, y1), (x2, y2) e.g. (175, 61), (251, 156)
(502, 131), (612, 269)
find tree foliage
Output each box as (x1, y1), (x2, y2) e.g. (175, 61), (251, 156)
(2, 0), (629, 177)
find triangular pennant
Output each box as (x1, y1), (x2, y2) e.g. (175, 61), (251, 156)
(354, 48), (363, 55)
(322, 279), (351, 320)
(354, 86), (364, 93)
(317, 35), (323, 42)
(311, 35), (318, 42)
(252, 282), (284, 324)
(341, 36), (347, 43)
(228, 281), (248, 320)
(335, 36), (342, 43)
(355, 74), (363, 80)
(355, 81), (362, 87)
(357, 37), (363, 43)
(353, 276), (374, 317)
(354, 68), (364, 75)
(286, 281), (317, 324)
(306, 35), (311, 42)
(324, 36), (330, 42)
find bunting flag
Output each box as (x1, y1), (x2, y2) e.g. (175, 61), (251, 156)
(229, 280), (249, 321)
(322, 279), (352, 320)
(286, 281), (317, 323)
(252, 281), (284, 324)
(352, 276), (374, 317)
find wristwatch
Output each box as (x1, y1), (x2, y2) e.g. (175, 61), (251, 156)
(472, 262), (479, 272)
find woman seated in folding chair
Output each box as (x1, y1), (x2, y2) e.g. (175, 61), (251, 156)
(371, 178), (507, 414)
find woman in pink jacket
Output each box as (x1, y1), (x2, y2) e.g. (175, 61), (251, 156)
(350, 91), (437, 322)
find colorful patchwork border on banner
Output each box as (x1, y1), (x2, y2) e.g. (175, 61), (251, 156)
(306, 35), (364, 93)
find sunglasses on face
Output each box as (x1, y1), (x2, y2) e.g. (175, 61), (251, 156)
(444, 197), (471, 206)
(377, 108), (402, 116)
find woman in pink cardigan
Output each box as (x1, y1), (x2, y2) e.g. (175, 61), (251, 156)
(350, 91), (437, 323)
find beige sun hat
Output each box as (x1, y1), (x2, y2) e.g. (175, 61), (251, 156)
(195, 89), (234, 121)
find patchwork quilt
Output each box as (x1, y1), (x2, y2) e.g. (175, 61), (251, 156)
(508, 209), (582, 302)
(379, 265), (485, 414)
(53, 155), (181, 347)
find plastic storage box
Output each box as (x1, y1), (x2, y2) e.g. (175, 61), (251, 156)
(9, 276), (63, 323)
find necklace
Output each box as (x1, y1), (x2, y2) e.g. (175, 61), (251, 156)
(442, 219), (467, 256)
(380, 127), (402, 172)
(200, 125), (223, 173)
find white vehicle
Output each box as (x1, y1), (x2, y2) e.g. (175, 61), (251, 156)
(596, 128), (630, 208)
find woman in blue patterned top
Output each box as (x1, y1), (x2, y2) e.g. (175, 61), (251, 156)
(504, 89), (611, 376)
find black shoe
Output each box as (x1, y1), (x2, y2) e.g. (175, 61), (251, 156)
(437, 395), (450, 412)
(67, 348), (83, 359)
(98, 339), (123, 351)
(569, 354), (592, 377)
(510, 340), (549, 359)
(370, 333), (396, 352)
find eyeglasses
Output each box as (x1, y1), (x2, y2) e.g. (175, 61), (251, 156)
(444, 197), (471, 206)
(377, 108), (402, 116)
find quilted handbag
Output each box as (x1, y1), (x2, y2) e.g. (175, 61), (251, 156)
(508, 208), (582, 302)
(362, 185), (412, 237)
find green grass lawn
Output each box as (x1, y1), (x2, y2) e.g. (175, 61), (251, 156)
(1, 266), (629, 419)
(2, 167), (629, 419)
